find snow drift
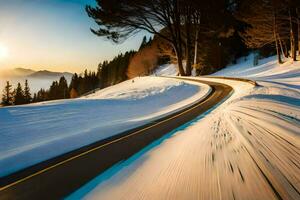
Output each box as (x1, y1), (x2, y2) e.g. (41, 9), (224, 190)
(0, 76), (210, 177)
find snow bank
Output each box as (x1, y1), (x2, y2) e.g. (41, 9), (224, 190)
(153, 63), (178, 76)
(83, 76), (184, 100)
(71, 56), (300, 199)
(0, 76), (210, 177)
(213, 54), (300, 85)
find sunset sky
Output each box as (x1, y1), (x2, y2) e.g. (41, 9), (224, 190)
(0, 0), (148, 73)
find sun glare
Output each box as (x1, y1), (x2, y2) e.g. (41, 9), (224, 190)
(0, 44), (8, 60)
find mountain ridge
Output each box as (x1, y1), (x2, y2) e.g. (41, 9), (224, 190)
(27, 70), (73, 79)
(0, 67), (73, 79)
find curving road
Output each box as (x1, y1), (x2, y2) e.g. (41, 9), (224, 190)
(80, 77), (300, 200)
(0, 78), (232, 199)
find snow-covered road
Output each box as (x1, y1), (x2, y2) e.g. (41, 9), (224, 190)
(70, 56), (300, 200)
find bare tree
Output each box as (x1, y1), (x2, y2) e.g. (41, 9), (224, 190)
(236, 0), (289, 63)
(237, 0), (300, 63)
(298, 8), (300, 55)
(288, 1), (297, 60)
(86, 0), (188, 75)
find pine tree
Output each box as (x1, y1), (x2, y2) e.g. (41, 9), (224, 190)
(1, 81), (13, 106)
(36, 88), (48, 102)
(48, 81), (59, 100)
(13, 83), (26, 105)
(139, 36), (148, 50)
(32, 93), (38, 103)
(24, 79), (32, 104)
(70, 73), (79, 93)
(58, 76), (69, 99)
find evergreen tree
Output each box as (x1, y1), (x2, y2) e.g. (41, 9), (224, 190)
(13, 83), (26, 105)
(36, 88), (48, 102)
(139, 36), (148, 50)
(80, 70), (89, 94)
(69, 73), (80, 93)
(98, 51), (135, 88)
(24, 79), (32, 104)
(1, 81), (13, 106)
(48, 81), (59, 100)
(58, 76), (69, 99)
(32, 93), (38, 103)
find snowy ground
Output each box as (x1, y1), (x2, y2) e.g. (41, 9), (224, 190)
(153, 63), (178, 76)
(0, 76), (211, 177)
(69, 55), (300, 199)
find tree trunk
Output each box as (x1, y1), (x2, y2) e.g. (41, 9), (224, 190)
(173, 0), (185, 76)
(185, 12), (192, 76)
(177, 53), (185, 76)
(298, 17), (300, 56)
(273, 9), (282, 64)
(289, 8), (297, 61)
(275, 38), (282, 64)
(193, 29), (199, 65)
(176, 35), (185, 76)
(278, 35), (286, 58)
(283, 40), (289, 58)
(174, 44), (185, 76)
(297, 8), (300, 56)
(193, 12), (201, 73)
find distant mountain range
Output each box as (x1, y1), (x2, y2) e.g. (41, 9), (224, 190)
(0, 68), (73, 79)
(28, 70), (73, 79)
(0, 68), (74, 93)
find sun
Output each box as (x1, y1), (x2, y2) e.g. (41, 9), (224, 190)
(0, 43), (8, 60)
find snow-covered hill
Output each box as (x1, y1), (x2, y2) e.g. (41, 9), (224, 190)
(70, 56), (300, 200)
(213, 54), (300, 86)
(153, 63), (178, 76)
(0, 76), (210, 177)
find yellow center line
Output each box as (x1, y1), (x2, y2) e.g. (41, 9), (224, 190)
(0, 78), (219, 192)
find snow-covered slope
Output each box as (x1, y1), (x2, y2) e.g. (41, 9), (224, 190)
(0, 76), (210, 177)
(213, 54), (300, 86)
(70, 56), (300, 200)
(153, 63), (178, 76)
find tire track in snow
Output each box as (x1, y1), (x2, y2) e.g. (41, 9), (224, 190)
(227, 102), (300, 199)
(81, 91), (300, 200)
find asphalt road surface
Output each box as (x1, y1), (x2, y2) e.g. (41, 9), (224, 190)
(0, 78), (232, 199)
